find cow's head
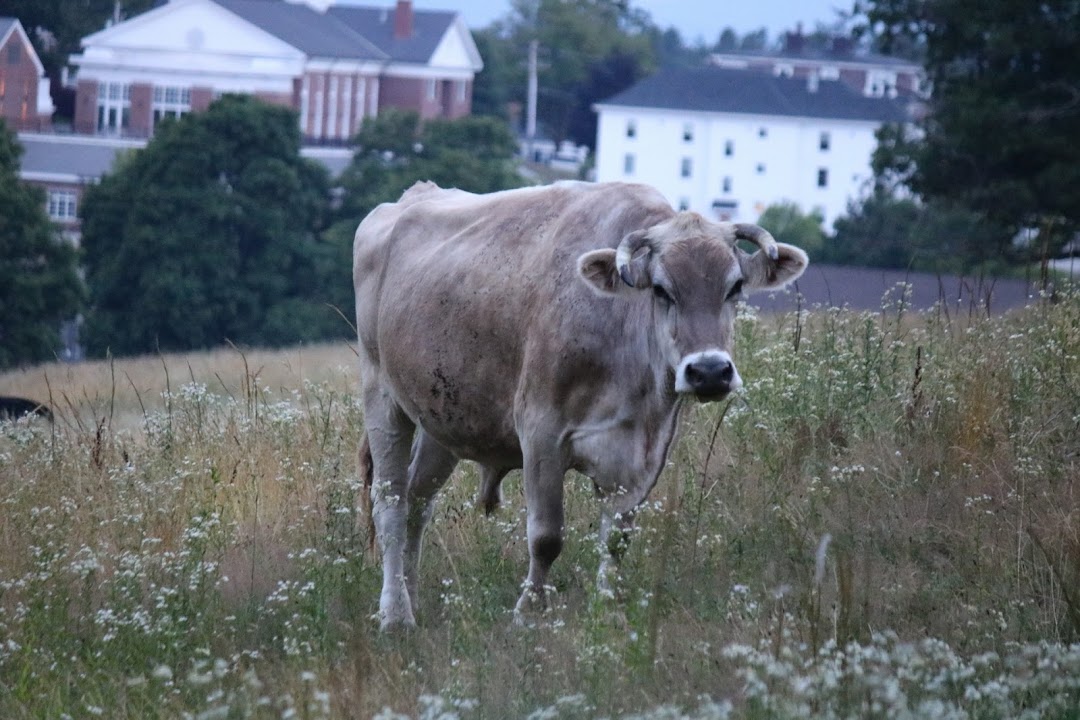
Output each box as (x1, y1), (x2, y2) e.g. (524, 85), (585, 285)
(577, 212), (807, 402)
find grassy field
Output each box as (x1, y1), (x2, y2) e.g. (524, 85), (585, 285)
(1, 288), (1078, 718)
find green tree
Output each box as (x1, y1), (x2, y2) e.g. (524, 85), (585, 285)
(825, 190), (1006, 273)
(757, 202), (826, 258)
(323, 111), (525, 293)
(494, 0), (656, 147)
(0, 119), (82, 368)
(334, 110), (523, 224)
(80, 95), (340, 357)
(0, 0), (156, 85)
(471, 28), (515, 119)
(858, 0), (1080, 257)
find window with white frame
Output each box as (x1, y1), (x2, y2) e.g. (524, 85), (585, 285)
(457, 80), (467, 102)
(623, 153), (635, 175)
(47, 189), (77, 221)
(626, 119), (636, 138)
(680, 157), (692, 178)
(724, 140), (734, 157)
(819, 131), (831, 151)
(682, 123), (693, 142)
(820, 66), (840, 80)
(426, 78), (436, 101)
(865, 70), (898, 97)
(774, 63), (794, 78)
(817, 168), (829, 188)
(152, 85), (191, 127)
(96, 82), (131, 134)
(678, 197), (689, 211)
(722, 176), (732, 193)
(758, 127), (767, 138)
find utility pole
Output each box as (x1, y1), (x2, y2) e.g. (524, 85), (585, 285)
(525, 39), (538, 162)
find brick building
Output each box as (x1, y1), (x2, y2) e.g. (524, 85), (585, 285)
(67, 0), (482, 141)
(0, 17), (54, 132)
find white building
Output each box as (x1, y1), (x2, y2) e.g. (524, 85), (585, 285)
(66, 0), (482, 140)
(594, 66), (911, 229)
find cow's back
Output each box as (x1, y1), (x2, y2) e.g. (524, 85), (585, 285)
(353, 181), (673, 465)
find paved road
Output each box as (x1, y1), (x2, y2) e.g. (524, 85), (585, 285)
(748, 264), (1041, 315)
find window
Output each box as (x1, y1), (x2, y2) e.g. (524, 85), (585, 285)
(756, 163), (766, 174)
(47, 190), (77, 221)
(678, 197), (689, 211)
(680, 157), (692, 178)
(820, 66), (840, 81)
(817, 168), (829, 188)
(623, 153), (635, 175)
(819, 131), (831, 151)
(865, 70), (897, 97)
(626, 120), (636, 138)
(682, 123), (693, 142)
(7, 43), (20, 64)
(722, 176), (732, 193)
(96, 82), (131, 134)
(758, 127), (767, 139)
(774, 63), (794, 78)
(152, 85), (192, 127)
(724, 140), (734, 157)
(425, 78), (436, 100)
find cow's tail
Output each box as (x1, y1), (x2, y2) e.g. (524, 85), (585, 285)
(359, 432), (378, 556)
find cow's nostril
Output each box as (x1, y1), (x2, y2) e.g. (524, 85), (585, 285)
(685, 364), (705, 384)
(717, 361), (733, 384)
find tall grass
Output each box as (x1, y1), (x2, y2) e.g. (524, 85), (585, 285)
(1, 289), (1078, 718)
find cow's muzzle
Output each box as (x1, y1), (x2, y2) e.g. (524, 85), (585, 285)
(675, 350), (742, 401)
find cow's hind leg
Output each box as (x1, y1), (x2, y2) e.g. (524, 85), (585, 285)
(363, 385), (417, 630)
(403, 430), (458, 611)
(478, 466), (510, 515)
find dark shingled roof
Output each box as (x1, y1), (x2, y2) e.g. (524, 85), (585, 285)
(211, 0), (388, 60)
(17, 133), (351, 179)
(18, 135), (144, 179)
(714, 47), (919, 69)
(328, 5), (455, 63)
(598, 66), (910, 123)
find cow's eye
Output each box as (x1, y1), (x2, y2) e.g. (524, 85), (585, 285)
(653, 284), (674, 304)
(726, 279), (744, 301)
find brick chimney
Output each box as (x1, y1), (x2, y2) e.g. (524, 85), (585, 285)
(784, 22), (805, 54)
(394, 0), (413, 39)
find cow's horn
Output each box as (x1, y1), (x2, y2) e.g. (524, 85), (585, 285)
(732, 223), (779, 261)
(615, 229), (654, 288)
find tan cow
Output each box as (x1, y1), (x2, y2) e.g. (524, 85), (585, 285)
(354, 181), (807, 629)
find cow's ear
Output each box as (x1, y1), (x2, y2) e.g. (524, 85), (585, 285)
(577, 249), (624, 296)
(741, 242), (809, 291)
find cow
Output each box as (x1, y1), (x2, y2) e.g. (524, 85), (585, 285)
(0, 396), (54, 423)
(354, 181), (807, 629)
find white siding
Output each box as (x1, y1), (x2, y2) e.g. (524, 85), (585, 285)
(596, 106), (883, 230)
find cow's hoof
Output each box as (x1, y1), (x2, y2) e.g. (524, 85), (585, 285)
(378, 614), (417, 632)
(378, 592), (416, 632)
(512, 584), (553, 627)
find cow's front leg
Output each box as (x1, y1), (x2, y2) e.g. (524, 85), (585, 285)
(596, 503), (637, 600)
(514, 448), (565, 622)
(364, 387), (416, 630)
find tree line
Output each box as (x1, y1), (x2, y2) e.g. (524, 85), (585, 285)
(3, 0), (1077, 367)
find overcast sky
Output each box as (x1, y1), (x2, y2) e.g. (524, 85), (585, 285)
(414, 0), (853, 44)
